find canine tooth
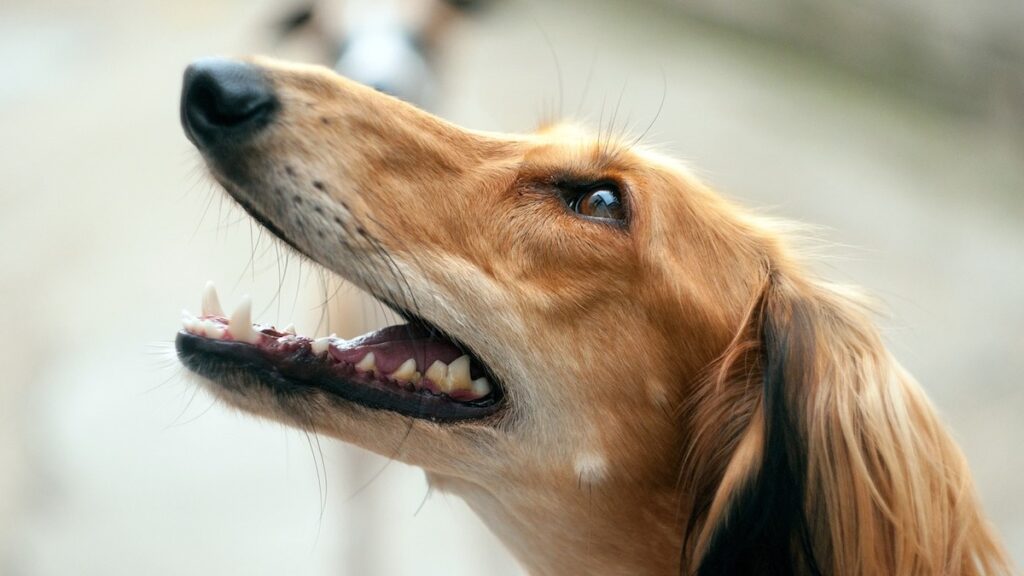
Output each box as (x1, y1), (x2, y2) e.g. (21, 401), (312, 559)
(202, 281), (223, 316)
(470, 377), (491, 398)
(391, 358), (419, 382)
(355, 352), (376, 373)
(424, 360), (448, 385)
(282, 324), (296, 335)
(442, 355), (471, 392)
(229, 295), (260, 344)
(311, 335), (334, 355)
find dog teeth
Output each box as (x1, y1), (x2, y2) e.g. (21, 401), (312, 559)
(229, 295), (261, 344)
(470, 377), (491, 397)
(181, 309), (198, 330)
(311, 335), (334, 355)
(182, 308), (229, 340)
(390, 358), (419, 382)
(424, 360), (448, 386)
(441, 355), (471, 392)
(182, 284), (492, 399)
(355, 352), (376, 373)
(202, 319), (226, 340)
(202, 281), (223, 316)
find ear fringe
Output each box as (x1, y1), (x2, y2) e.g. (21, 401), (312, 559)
(682, 269), (1013, 575)
(679, 270), (772, 568)
(686, 271), (824, 576)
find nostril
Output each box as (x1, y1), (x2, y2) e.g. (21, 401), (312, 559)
(187, 75), (272, 128)
(181, 58), (278, 148)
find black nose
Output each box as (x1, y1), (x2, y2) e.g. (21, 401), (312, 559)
(181, 58), (277, 148)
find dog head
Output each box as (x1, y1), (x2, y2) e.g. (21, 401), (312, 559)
(177, 55), (760, 471)
(177, 58), (1010, 575)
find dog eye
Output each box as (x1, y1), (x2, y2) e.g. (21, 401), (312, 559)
(572, 188), (625, 221)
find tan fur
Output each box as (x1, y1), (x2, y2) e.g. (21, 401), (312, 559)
(197, 57), (1012, 575)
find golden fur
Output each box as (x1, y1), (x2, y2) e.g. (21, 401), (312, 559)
(190, 57), (1012, 575)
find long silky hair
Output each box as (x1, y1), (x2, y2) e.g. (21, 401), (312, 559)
(679, 259), (1012, 575)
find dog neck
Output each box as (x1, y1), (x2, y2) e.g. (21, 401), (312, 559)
(428, 469), (685, 575)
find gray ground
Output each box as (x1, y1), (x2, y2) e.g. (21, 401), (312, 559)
(1, 0), (1021, 574)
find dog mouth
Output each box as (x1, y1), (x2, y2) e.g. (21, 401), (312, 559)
(177, 58), (504, 422)
(177, 284), (503, 422)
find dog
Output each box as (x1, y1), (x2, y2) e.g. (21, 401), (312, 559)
(272, 0), (491, 108)
(176, 57), (1012, 575)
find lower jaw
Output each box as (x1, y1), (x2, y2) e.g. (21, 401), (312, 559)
(175, 287), (504, 422)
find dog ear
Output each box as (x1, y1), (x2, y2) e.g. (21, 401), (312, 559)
(682, 269), (1009, 575)
(685, 270), (822, 576)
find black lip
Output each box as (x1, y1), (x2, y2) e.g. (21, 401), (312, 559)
(230, 188), (309, 256)
(176, 331), (504, 422)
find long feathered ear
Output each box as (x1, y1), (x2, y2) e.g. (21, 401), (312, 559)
(682, 268), (1011, 576)
(683, 271), (822, 576)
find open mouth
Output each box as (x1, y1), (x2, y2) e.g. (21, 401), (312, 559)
(177, 283), (503, 422)
(177, 59), (504, 423)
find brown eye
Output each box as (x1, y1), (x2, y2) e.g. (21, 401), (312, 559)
(572, 188), (625, 221)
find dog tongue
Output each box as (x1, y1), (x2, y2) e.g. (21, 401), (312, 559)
(328, 324), (466, 375)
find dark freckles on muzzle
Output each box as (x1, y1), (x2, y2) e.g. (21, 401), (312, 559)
(180, 57), (278, 150)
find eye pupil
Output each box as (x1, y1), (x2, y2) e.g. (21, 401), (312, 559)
(575, 189), (624, 221)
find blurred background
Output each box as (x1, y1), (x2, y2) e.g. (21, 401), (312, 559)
(1, 0), (1022, 573)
